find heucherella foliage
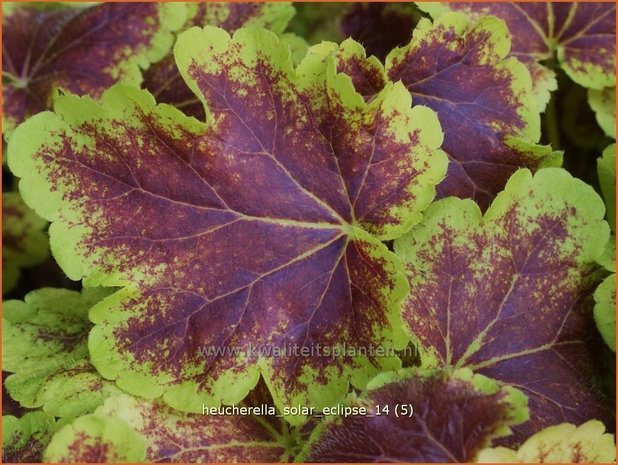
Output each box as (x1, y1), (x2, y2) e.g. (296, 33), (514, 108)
(599, 144), (616, 234)
(44, 414), (147, 463)
(46, 392), (298, 462)
(588, 87), (617, 140)
(2, 3), (617, 463)
(9, 26), (447, 423)
(2, 412), (56, 463)
(143, 2), (296, 121)
(394, 168), (612, 441)
(2, 288), (121, 418)
(595, 144), (616, 353)
(298, 368), (528, 462)
(1, 2), (187, 136)
(421, 2), (617, 108)
(477, 420), (616, 463)
(594, 277), (616, 353)
(311, 13), (560, 210)
(2, 192), (49, 294)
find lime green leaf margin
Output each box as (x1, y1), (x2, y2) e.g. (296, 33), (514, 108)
(477, 420), (616, 463)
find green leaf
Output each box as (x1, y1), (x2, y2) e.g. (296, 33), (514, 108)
(9, 27), (447, 423)
(597, 144), (616, 276)
(420, 3), (616, 98)
(477, 420), (616, 463)
(598, 144), (616, 233)
(589, 87), (616, 140)
(594, 274), (616, 353)
(44, 414), (147, 463)
(2, 287), (121, 417)
(394, 168), (612, 441)
(2, 3), (186, 136)
(298, 368), (528, 462)
(3, 412), (56, 463)
(2, 192), (49, 294)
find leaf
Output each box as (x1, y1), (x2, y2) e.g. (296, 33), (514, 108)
(318, 13), (560, 209)
(394, 168), (613, 441)
(297, 368), (528, 462)
(143, 2), (295, 121)
(306, 39), (387, 104)
(477, 420), (616, 463)
(44, 382), (300, 462)
(420, 3), (616, 99)
(386, 13), (562, 210)
(594, 275), (616, 353)
(44, 414), (147, 463)
(597, 144), (616, 275)
(594, 144), (616, 354)
(2, 192), (49, 294)
(1, 2), (186, 136)
(2, 287), (122, 418)
(2, 412), (56, 463)
(9, 27), (447, 423)
(589, 87), (617, 140)
(86, 393), (295, 462)
(598, 144), (616, 233)
(340, 3), (420, 61)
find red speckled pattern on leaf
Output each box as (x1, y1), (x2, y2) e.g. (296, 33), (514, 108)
(386, 15), (547, 210)
(143, 3), (294, 121)
(302, 370), (524, 462)
(395, 170), (614, 444)
(424, 2), (616, 90)
(2, 3), (179, 135)
(10, 27), (445, 414)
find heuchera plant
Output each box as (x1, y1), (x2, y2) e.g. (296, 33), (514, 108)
(1, 2), (616, 463)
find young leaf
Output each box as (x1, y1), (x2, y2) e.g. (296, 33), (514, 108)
(477, 420), (616, 463)
(2, 412), (56, 463)
(589, 87), (616, 140)
(2, 192), (49, 294)
(394, 168), (613, 441)
(90, 393), (295, 462)
(44, 414), (147, 463)
(9, 27), (447, 423)
(143, 2), (295, 121)
(298, 368), (528, 462)
(420, 3), (616, 101)
(1, 2), (186, 136)
(317, 13), (560, 209)
(2, 288), (121, 418)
